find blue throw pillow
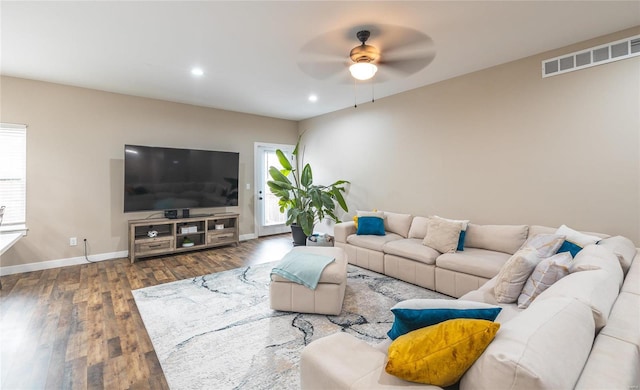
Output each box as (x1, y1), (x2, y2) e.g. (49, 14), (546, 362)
(558, 240), (583, 257)
(357, 216), (385, 236)
(387, 299), (502, 340)
(457, 230), (466, 251)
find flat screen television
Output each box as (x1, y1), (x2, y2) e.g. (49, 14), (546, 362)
(124, 144), (239, 212)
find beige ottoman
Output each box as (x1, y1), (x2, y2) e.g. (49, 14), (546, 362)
(270, 246), (348, 315)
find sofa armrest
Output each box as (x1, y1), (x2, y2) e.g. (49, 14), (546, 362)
(334, 221), (356, 243)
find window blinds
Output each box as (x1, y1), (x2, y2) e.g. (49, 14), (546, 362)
(0, 123), (27, 225)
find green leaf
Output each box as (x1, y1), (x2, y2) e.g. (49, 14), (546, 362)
(267, 180), (292, 192)
(332, 187), (348, 212)
(268, 166), (291, 185)
(301, 163), (312, 187)
(331, 180), (350, 187)
(275, 149), (293, 171)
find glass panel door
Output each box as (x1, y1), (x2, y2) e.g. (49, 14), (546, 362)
(254, 143), (294, 237)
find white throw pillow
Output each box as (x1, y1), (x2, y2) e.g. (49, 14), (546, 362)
(494, 247), (543, 303)
(517, 252), (572, 309)
(555, 224), (602, 256)
(432, 215), (469, 230)
(423, 217), (463, 254)
(521, 233), (566, 257)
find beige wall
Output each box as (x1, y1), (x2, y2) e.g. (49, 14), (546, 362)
(1, 77), (298, 267)
(300, 27), (640, 244)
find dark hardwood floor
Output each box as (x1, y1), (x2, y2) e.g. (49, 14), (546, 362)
(0, 234), (294, 389)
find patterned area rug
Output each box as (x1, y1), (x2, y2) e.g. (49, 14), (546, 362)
(132, 262), (450, 389)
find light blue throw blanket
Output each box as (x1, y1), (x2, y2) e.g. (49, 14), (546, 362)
(271, 251), (335, 290)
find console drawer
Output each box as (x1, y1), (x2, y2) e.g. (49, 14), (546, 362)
(135, 238), (174, 254)
(207, 232), (236, 245)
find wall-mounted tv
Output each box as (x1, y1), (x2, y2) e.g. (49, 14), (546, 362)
(124, 144), (239, 212)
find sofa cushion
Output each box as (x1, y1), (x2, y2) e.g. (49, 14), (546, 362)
(383, 238), (439, 265)
(517, 252), (572, 309)
(460, 297), (595, 390)
(464, 224), (529, 255)
(528, 225), (556, 236)
(600, 291), (640, 346)
(346, 232), (403, 252)
(436, 248), (511, 279)
(570, 244), (623, 288)
(574, 333), (640, 390)
(300, 332), (387, 390)
(556, 224), (602, 256)
(597, 235), (637, 276)
(423, 217), (463, 253)
(383, 212), (413, 238)
(386, 319), (500, 387)
(387, 299), (502, 340)
(622, 255), (640, 295)
(407, 216), (429, 239)
(530, 224), (610, 239)
(534, 268), (619, 331)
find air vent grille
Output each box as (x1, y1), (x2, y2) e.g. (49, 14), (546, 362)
(542, 34), (640, 78)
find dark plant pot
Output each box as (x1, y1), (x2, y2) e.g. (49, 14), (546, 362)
(291, 224), (308, 246)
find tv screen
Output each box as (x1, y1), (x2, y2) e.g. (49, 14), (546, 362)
(124, 144), (239, 212)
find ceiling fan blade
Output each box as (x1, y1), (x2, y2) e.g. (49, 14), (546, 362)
(378, 52), (436, 76)
(298, 60), (349, 80)
(368, 25), (433, 54)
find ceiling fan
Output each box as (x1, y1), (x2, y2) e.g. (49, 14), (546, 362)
(349, 30), (380, 81)
(298, 25), (436, 83)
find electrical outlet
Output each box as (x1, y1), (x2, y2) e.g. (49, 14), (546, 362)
(70, 237), (77, 246)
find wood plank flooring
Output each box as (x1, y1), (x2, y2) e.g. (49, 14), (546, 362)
(0, 234), (294, 389)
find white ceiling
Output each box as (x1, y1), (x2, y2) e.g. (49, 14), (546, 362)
(2, 1), (639, 121)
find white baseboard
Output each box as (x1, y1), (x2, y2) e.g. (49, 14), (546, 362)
(239, 233), (257, 241)
(1, 236), (261, 277)
(0, 250), (128, 276)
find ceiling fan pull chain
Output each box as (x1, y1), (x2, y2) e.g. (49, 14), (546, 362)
(371, 79), (375, 103)
(354, 78), (358, 108)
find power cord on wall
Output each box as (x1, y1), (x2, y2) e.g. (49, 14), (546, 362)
(84, 238), (98, 263)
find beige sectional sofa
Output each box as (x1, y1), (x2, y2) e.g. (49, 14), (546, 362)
(335, 212), (540, 298)
(301, 212), (639, 389)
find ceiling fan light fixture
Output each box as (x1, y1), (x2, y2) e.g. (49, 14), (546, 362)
(349, 62), (378, 81)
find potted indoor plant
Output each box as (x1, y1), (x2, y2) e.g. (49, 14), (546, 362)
(267, 140), (349, 246)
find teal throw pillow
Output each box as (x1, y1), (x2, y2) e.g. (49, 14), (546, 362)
(558, 240), (583, 257)
(457, 230), (466, 251)
(357, 216), (385, 236)
(387, 299), (502, 340)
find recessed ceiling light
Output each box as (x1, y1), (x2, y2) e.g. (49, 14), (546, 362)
(191, 67), (204, 76)
(308, 94), (318, 102)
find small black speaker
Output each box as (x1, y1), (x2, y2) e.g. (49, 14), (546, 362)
(182, 209), (190, 218)
(164, 209), (177, 219)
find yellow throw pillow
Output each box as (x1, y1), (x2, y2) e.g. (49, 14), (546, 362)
(353, 215), (358, 229)
(385, 318), (500, 387)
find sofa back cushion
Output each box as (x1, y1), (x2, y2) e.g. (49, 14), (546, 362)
(570, 244), (623, 288)
(383, 212), (413, 238)
(408, 216), (430, 239)
(535, 248), (621, 331)
(460, 297), (595, 390)
(597, 235), (637, 276)
(464, 224), (529, 255)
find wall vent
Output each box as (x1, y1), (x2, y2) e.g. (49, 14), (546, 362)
(542, 34), (640, 78)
